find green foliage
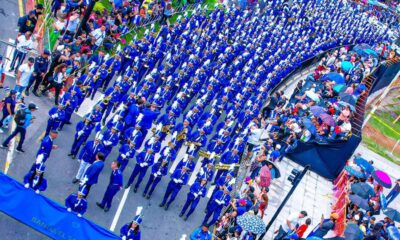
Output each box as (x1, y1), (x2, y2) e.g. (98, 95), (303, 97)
(363, 136), (400, 165)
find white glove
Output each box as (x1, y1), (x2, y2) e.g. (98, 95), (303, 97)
(140, 163), (145, 167)
(193, 193), (199, 198)
(104, 140), (112, 146)
(122, 237), (127, 240)
(215, 200), (221, 205)
(142, 162), (148, 167)
(219, 200), (225, 205)
(173, 178), (179, 183)
(67, 208), (72, 212)
(51, 114), (58, 119)
(77, 214), (82, 218)
(78, 130), (84, 136)
(35, 190), (40, 194)
(24, 183), (29, 188)
(121, 154), (127, 159)
(178, 179), (183, 183)
(36, 154), (44, 164)
(157, 171), (161, 175)
(80, 177), (88, 186)
(219, 162), (223, 166)
(153, 173), (158, 177)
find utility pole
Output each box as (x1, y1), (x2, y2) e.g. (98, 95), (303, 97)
(76, 0), (98, 37)
(258, 165), (310, 240)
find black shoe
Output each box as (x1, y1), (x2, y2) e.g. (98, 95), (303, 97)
(179, 213), (183, 217)
(146, 194), (151, 199)
(164, 204), (169, 210)
(68, 153), (73, 156)
(104, 207), (109, 212)
(96, 202), (104, 209)
(211, 182), (216, 186)
(125, 184), (130, 189)
(183, 216), (188, 221)
(0, 144), (8, 149)
(65, 121), (72, 125)
(159, 203), (164, 207)
(72, 155), (76, 159)
(72, 178), (79, 184)
(33, 91), (40, 97)
(133, 188), (137, 193)
(15, 148), (25, 153)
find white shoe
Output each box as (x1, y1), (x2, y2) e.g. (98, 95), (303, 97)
(0, 128), (4, 134)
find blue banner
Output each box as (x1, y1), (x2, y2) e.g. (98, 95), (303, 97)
(0, 172), (120, 240)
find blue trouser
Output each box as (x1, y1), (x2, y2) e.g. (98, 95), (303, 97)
(386, 190), (399, 206)
(103, 146), (113, 159)
(143, 174), (162, 196)
(10, 50), (26, 71)
(161, 181), (181, 206)
(127, 164), (149, 189)
(70, 135), (87, 156)
(213, 169), (227, 183)
(180, 194), (200, 218)
(100, 186), (120, 209)
(206, 188), (219, 209)
(46, 119), (61, 135)
(118, 158), (129, 173)
(202, 206), (222, 226)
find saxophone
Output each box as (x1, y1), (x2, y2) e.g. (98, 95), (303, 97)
(102, 95), (112, 105)
(93, 74), (99, 82)
(107, 60), (115, 74)
(176, 128), (187, 141)
(161, 124), (172, 134)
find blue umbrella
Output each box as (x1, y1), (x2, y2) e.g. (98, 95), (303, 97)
(339, 93), (357, 106)
(310, 106), (326, 117)
(341, 61), (353, 73)
(344, 166), (365, 178)
(321, 72), (346, 84)
(302, 118), (317, 135)
(364, 49), (379, 58)
(349, 194), (370, 210)
(383, 208), (400, 222)
(351, 182), (376, 199)
(354, 156), (374, 174)
(237, 213), (266, 235)
(344, 223), (363, 240)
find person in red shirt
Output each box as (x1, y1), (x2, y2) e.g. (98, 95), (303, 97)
(296, 218), (311, 238)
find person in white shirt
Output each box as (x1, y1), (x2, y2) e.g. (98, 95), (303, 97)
(90, 26), (106, 50)
(274, 211), (308, 239)
(15, 57), (34, 101)
(10, 31), (34, 72)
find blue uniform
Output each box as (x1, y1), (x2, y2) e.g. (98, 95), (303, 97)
(160, 169), (189, 207)
(123, 127), (143, 148)
(158, 146), (176, 163)
(214, 151), (240, 181)
(79, 140), (104, 164)
(45, 107), (66, 135)
(196, 166), (214, 183)
(203, 190), (231, 226)
(187, 130), (207, 156)
(36, 135), (54, 163)
(102, 129), (119, 158)
(65, 194), (88, 215)
(176, 158), (196, 174)
(82, 160), (104, 194)
(69, 121), (95, 157)
(23, 172), (47, 192)
(117, 143), (136, 172)
(144, 138), (161, 154)
(120, 223), (141, 240)
(126, 151), (155, 190)
(180, 182), (207, 218)
(143, 161), (168, 197)
(99, 168), (123, 209)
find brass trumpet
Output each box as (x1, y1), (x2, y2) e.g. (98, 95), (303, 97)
(176, 129), (187, 142)
(198, 150), (220, 159)
(215, 163), (240, 170)
(102, 95), (112, 105)
(93, 75), (99, 82)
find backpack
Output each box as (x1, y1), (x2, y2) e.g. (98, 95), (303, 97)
(14, 108), (27, 126)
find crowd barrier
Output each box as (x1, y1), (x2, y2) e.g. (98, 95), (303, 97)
(0, 172), (120, 240)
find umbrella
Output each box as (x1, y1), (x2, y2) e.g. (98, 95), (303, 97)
(306, 91), (320, 102)
(302, 118), (317, 135)
(337, 101), (356, 111)
(321, 72), (346, 84)
(364, 49), (379, 58)
(341, 61), (353, 72)
(349, 194), (370, 210)
(339, 94), (356, 106)
(354, 157), (374, 174)
(333, 84), (346, 93)
(371, 170), (392, 188)
(237, 213), (266, 235)
(306, 237), (324, 240)
(344, 223), (364, 240)
(383, 208), (400, 222)
(319, 113), (336, 126)
(259, 165), (271, 188)
(265, 160), (281, 179)
(350, 182), (375, 199)
(344, 166), (365, 178)
(310, 106), (326, 117)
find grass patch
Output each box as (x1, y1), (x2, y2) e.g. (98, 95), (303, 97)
(363, 136), (400, 165)
(368, 112), (400, 141)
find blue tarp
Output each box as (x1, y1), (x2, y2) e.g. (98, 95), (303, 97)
(287, 136), (362, 180)
(0, 172), (120, 240)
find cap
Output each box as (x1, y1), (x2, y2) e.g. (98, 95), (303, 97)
(28, 57), (35, 63)
(28, 103), (38, 110)
(35, 162), (46, 172)
(10, 90), (17, 95)
(132, 215), (142, 225)
(43, 49), (50, 55)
